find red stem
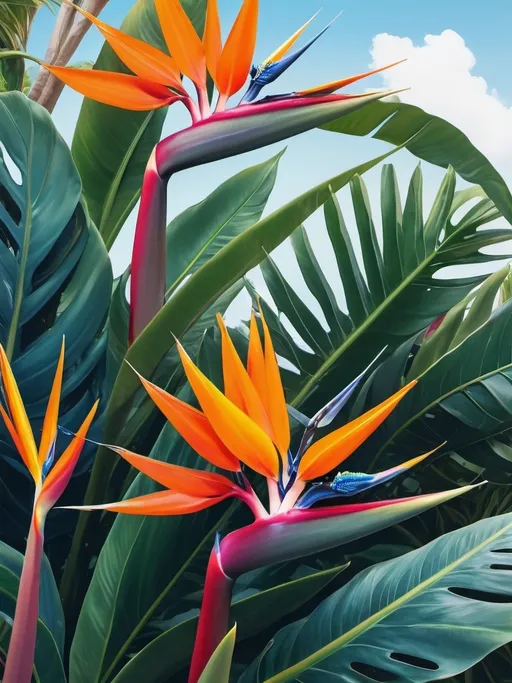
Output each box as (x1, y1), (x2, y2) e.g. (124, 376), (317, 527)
(188, 542), (234, 683)
(3, 511), (44, 683)
(129, 148), (168, 344)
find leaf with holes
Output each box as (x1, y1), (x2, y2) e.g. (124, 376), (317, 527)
(248, 165), (512, 414)
(241, 512), (512, 683)
(0, 91), (112, 547)
(110, 564), (345, 683)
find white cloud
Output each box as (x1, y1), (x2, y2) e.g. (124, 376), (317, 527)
(370, 30), (512, 170)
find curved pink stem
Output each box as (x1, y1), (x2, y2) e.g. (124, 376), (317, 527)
(129, 148), (168, 344)
(3, 511), (45, 683)
(188, 541), (234, 683)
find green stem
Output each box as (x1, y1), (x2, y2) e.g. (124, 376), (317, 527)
(0, 51), (41, 65)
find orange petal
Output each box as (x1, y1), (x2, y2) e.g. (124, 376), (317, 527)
(44, 65), (178, 110)
(64, 490), (228, 516)
(38, 339), (65, 467)
(247, 312), (268, 407)
(64, 1), (185, 92)
(38, 401), (99, 512)
(298, 381), (418, 480)
(217, 314), (273, 439)
(216, 0), (258, 97)
(203, 0), (222, 82)
(261, 10), (320, 67)
(133, 367), (240, 471)
(0, 346), (39, 484)
(258, 303), (290, 460)
(0, 403), (34, 480)
(297, 60), (406, 96)
(104, 445), (236, 497)
(177, 342), (279, 479)
(155, 0), (206, 89)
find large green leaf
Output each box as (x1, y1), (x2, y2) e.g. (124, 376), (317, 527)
(0, 540), (65, 683)
(250, 166), (511, 411)
(71, 0), (207, 249)
(357, 294), (512, 485)
(107, 152), (280, 440)
(242, 512), (512, 683)
(323, 99), (512, 226)
(105, 146), (403, 451)
(165, 150), (283, 296)
(110, 565), (345, 683)
(0, 92), (112, 547)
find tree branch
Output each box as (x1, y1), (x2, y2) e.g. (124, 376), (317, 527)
(29, 0), (110, 112)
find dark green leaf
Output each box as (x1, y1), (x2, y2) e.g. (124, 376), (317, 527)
(0, 92), (112, 544)
(323, 99), (512, 225)
(110, 565), (346, 683)
(242, 513), (512, 682)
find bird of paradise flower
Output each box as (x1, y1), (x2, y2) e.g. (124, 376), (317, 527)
(60, 308), (480, 682)
(0, 341), (97, 683)
(43, 0), (406, 343)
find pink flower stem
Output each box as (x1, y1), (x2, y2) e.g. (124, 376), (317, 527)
(196, 85), (211, 119)
(183, 96), (201, 124)
(188, 543), (234, 683)
(3, 510), (45, 683)
(129, 148), (168, 344)
(214, 92), (228, 113)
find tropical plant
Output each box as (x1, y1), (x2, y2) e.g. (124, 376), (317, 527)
(0, 342), (97, 682)
(1, 0), (512, 682)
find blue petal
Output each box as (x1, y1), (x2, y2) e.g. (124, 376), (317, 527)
(240, 15), (340, 104)
(42, 440), (56, 479)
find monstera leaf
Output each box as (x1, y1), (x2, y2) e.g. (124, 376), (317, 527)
(242, 512), (512, 683)
(0, 92), (112, 547)
(248, 165), (512, 415)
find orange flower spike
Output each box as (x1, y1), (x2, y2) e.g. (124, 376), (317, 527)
(0, 345), (40, 484)
(133, 368), (240, 472)
(63, 0), (185, 92)
(260, 10), (320, 68)
(298, 380), (418, 481)
(247, 312), (268, 407)
(177, 341), (279, 479)
(0, 403), (32, 477)
(105, 445), (236, 498)
(66, 490), (229, 516)
(258, 303), (290, 460)
(37, 400), (99, 513)
(155, 0), (206, 89)
(216, 0), (258, 97)
(43, 65), (179, 111)
(216, 314), (273, 438)
(203, 0), (222, 82)
(297, 60), (407, 96)
(38, 339), (65, 468)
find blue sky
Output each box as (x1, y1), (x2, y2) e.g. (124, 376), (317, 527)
(26, 0), (512, 322)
